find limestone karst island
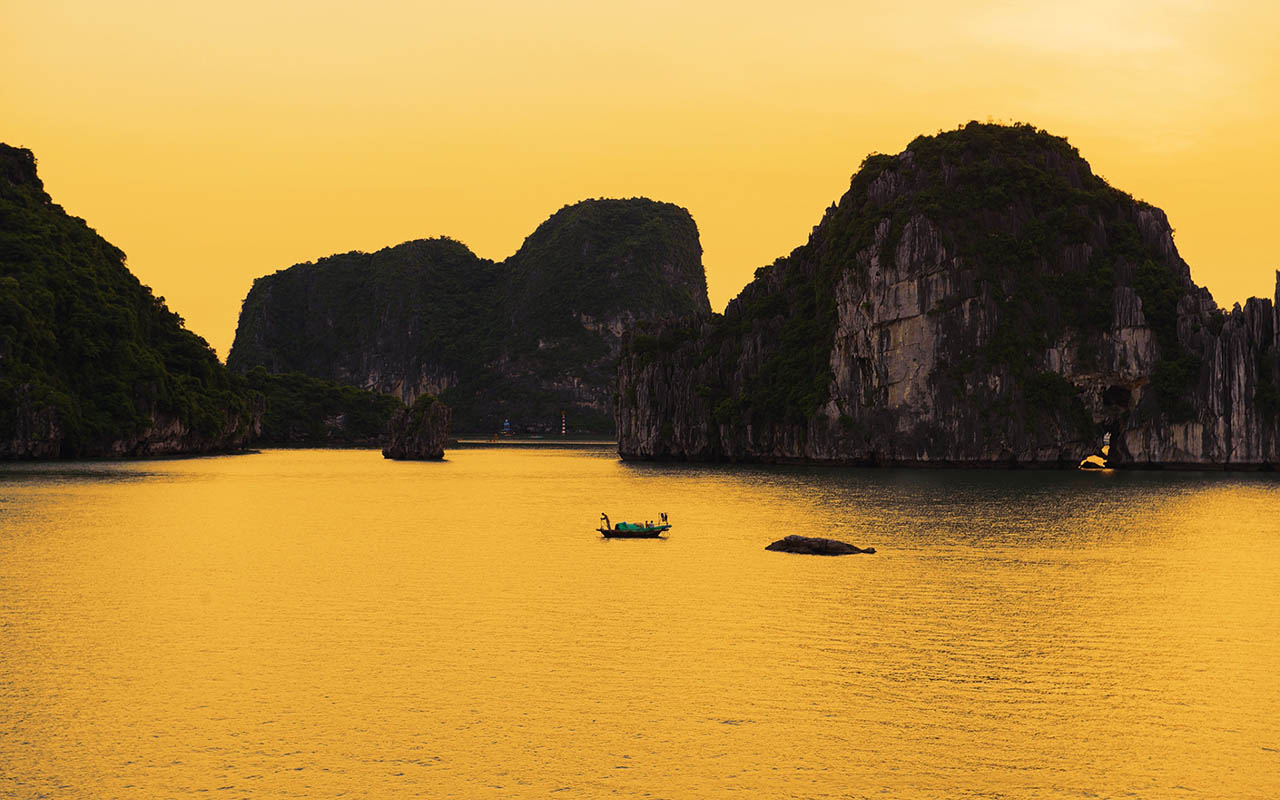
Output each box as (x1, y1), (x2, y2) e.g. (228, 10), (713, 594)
(2, 124), (1278, 467)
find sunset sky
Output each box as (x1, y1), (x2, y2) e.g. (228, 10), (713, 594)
(5, 0), (1278, 359)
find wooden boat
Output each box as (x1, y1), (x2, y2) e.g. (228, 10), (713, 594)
(598, 512), (670, 538)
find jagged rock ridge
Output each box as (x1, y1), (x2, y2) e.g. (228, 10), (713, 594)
(0, 144), (261, 458)
(616, 123), (1280, 468)
(228, 198), (710, 433)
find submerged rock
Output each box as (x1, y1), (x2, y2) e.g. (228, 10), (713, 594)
(765, 535), (876, 555)
(382, 395), (451, 460)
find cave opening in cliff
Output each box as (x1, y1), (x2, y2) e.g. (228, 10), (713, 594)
(1103, 385), (1132, 408)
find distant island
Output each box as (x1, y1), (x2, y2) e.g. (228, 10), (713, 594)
(616, 122), (1280, 468)
(227, 198), (711, 435)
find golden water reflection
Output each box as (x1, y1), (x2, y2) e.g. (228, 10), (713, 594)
(1, 446), (1277, 797)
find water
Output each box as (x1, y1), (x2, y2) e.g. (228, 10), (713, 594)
(2, 444), (1278, 798)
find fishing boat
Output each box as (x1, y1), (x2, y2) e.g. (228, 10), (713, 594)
(598, 512), (670, 538)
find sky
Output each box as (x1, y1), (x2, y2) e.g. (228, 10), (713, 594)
(4, 0), (1278, 360)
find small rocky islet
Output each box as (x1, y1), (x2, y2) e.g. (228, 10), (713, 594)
(381, 395), (452, 460)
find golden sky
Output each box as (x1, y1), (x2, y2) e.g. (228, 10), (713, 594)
(5, 0), (1278, 359)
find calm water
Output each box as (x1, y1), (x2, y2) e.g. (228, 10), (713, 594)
(1, 445), (1278, 798)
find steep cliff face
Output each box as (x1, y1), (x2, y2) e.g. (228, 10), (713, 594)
(382, 394), (451, 460)
(229, 198), (708, 433)
(1116, 287), (1279, 465)
(0, 144), (261, 459)
(617, 123), (1280, 468)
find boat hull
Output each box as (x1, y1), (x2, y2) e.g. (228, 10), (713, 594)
(598, 525), (670, 538)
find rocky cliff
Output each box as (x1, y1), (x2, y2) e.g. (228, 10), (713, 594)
(228, 198), (709, 433)
(0, 144), (261, 458)
(382, 394), (451, 460)
(616, 123), (1280, 468)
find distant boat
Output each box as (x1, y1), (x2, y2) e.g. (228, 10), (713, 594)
(598, 512), (670, 538)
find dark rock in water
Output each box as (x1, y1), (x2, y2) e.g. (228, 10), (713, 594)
(765, 535), (875, 555)
(382, 395), (451, 460)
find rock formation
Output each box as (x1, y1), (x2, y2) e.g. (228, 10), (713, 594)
(228, 198), (710, 434)
(765, 535), (876, 555)
(617, 123), (1280, 468)
(0, 144), (261, 458)
(382, 394), (451, 460)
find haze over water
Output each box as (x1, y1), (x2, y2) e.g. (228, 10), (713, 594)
(2, 445), (1277, 798)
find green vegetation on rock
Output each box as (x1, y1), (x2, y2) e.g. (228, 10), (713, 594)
(243, 367), (404, 445)
(1133, 258), (1201, 421)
